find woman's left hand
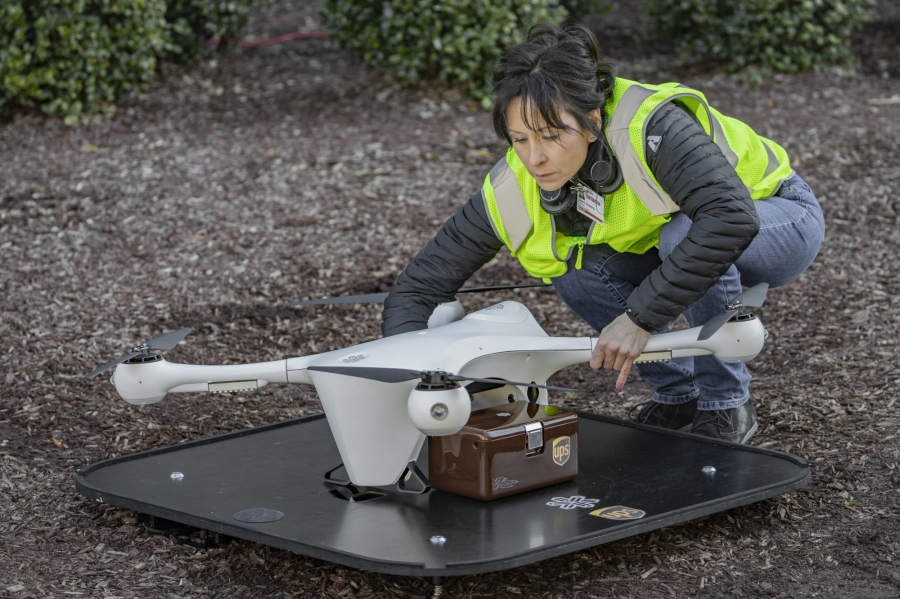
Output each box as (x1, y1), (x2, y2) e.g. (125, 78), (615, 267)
(590, 313), (651, 389)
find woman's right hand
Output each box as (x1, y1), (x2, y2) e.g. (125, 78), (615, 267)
(590, 313), (651, 389)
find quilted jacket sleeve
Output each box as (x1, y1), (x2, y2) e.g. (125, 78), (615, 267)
(624, 101), (760, 331)
(381, 191), (503, 336)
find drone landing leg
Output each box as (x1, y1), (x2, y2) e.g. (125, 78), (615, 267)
(396, 460), (432, 495)
(430, 576), (446, 598)
(323, 461), (432, 498)
(323, 463), (352, 486)
(323, 464), (392, 502)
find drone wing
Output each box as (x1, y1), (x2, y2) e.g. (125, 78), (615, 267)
(306, 365), (422, 383)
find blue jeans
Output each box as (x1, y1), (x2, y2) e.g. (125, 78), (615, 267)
(552, 173), (825, 410)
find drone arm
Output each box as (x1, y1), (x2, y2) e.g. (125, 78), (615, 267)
(583, 328), (711, 366)
(632, 317), (766, 364)
(113, 359), (290, 405)
(285, 354), (331, 385)
(635, 327), (712, 362)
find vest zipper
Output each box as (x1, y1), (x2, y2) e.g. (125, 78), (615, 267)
(575, 242), (585, 270)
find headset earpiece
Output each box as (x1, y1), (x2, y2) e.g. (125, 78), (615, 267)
(582, 138), (623, 194)
(539, 186), (576, 215)
(589, 159), (612, 184)
(539, 137), (622, 217)
(593, 158), (623, 194)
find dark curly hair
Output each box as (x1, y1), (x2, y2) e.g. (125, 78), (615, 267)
(491, 23), (616, 146)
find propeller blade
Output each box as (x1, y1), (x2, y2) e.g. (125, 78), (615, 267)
(284, 282), (552, 307)
(697, 283), (770, 341)
(285, 293), (390, 307)
(82, 351), (141, 380)
(457, 283), (552, 294)
(306, 365), (423, 383)
(697, 309), (738, 341)
(446, 374), (574, 393)
(83, 328), (192, 380)
(146, 327), (193, 351)
(734, 282), (769, 309)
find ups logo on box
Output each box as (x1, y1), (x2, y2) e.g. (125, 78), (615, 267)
(552, 436), (571, 466)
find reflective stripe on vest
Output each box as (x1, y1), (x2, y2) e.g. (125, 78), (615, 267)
(607, 84), (680, 215)
(486, 158), (530, 252)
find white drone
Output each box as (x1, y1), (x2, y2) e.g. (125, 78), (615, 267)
(84, 284), (769, 490)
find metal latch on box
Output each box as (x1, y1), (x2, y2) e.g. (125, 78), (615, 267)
(523, 422), (543, 453)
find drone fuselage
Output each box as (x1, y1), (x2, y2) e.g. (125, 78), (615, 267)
(108, 301), (766, 487)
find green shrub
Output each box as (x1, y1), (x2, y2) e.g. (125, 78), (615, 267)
(0, 0), (256, 123)
(322, 0), (568, 104)
(647, 0), (874, 74)
(558, 0), (612, 21)
(163, 0), (257, 62)
(0, 0), (169, 124)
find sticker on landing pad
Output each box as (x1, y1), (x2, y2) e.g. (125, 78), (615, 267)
(492, 477), (518, 490)
(546, 495), (600, 510)
(589, 506), (647, 520)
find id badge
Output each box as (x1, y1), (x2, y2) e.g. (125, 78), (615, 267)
(576, 187), (605, 224)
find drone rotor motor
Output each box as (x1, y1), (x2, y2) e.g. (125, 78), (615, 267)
(407, 371), (472, 436)
(113, 358), (171, 405)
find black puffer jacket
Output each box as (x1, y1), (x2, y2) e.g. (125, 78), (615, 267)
(382, 102), (760, 336)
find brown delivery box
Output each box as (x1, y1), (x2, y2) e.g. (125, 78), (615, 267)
(428, 402), (578, 501)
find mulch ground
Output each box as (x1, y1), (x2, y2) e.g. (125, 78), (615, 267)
(2, 1), (900, 597)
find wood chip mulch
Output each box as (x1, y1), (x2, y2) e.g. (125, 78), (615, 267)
(2, 1), (900, 597)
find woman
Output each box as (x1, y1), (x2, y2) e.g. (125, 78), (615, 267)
(381, 23), (824, 444)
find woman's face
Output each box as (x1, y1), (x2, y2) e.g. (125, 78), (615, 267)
(506, 96), (600, 191)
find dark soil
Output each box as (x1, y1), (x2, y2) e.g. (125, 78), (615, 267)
(2, 1), (900, 597)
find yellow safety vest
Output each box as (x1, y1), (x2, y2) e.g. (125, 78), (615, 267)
(482, 78), (794, 280)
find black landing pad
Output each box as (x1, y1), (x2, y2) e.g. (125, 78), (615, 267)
(76, 413), (809, 577)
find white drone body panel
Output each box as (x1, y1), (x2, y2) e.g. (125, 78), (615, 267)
(307, 371), (425, 487)
(105, 300), (768, 488)
(292, 302), (593, 486)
